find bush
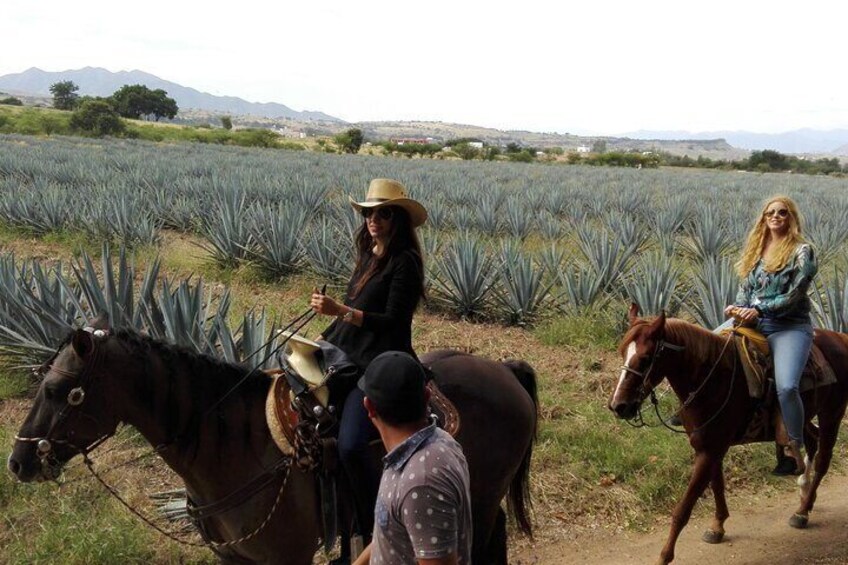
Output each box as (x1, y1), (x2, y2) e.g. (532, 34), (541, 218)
(70, 100), (125, 137)
(0, 97), (23, 106)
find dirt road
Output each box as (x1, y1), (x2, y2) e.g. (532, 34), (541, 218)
(515, 473), (848, 564)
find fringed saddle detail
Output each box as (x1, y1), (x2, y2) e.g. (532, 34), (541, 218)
(427, 380), (461, 437)
(265, 371), (462, 460)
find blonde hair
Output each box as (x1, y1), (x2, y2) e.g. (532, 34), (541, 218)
(735, 195), (805, 277)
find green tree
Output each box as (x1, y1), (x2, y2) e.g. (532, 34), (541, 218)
(452, 143), (481, 160)
(0, 96), (23, 106)
(748, 149), (789, 171)
(70, 99), (125, 136)
(591, 139), (607, 153)
(221, 115), (233, 130)
(111, 84), (178, 120)
(334, 128), (364, 153)
(49, 81), (79, 110)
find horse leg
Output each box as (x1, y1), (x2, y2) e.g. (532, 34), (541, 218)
(483, 508), (508, 565)
(790, 402), (847, 529)
(701, 457), (729, 544)
(658, 451), (715, 565)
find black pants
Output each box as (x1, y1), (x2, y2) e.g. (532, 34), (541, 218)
(337, 387), (381, 539)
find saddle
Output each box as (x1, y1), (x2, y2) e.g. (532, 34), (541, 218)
(721, 326), (837, 445)
(264, 334), (461, 462)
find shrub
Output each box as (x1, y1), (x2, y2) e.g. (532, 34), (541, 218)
(0, 97), (23, 106)
(70, 100), (125, 137)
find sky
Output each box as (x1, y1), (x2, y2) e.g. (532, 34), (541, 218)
(2, 0), (847, 135)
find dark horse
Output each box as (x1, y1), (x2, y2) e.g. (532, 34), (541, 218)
(609, 305), (848, 565)
(8, 321), (537, 564)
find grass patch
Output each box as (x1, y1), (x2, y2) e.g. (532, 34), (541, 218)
(534, 307), (624, 350)
(0, 369), (30, 400)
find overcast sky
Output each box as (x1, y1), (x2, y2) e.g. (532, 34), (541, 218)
(2, 0), (846, 135)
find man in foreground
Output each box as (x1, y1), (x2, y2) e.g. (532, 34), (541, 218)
(352, 351), (472, 565)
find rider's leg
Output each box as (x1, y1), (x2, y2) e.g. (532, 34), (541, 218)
(766, 324), (813, 473)
(338, 387), (381, 541)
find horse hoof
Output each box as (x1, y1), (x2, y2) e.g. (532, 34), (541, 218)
(789, 513), (809, 529)
(702, 529), (725, 544)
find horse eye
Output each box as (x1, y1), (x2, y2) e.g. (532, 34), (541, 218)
(43, 386), (56, 401)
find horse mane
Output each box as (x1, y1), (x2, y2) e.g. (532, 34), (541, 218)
(112, 328), (269, 390)
(621, 317), (735, 370)
(663, 319), (736, 370)
(110, 328), (271, 451)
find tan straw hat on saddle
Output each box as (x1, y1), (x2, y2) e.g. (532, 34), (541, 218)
(348, 178), (428, 228)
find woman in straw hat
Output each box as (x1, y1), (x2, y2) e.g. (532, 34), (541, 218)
(724, 195), (817, 476)
(309, 178), (427, 549)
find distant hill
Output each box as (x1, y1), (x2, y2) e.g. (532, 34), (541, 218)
(0, 67), (342, 122)
(623, 128), (848, 155)
(356, 121), (746, 159)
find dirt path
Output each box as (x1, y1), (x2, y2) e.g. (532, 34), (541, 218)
(515, 472), (848, 564)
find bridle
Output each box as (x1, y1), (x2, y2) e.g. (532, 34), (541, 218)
(619, 338), (686, 407)
(14, 327), (116, 466)
(620, 328), (739, 434)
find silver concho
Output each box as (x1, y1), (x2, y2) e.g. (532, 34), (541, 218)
(67, 387), (85, 406)
(37, 439), (52, 454)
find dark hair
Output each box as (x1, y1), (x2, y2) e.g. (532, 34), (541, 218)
(375, 396), (427, 426)
(350, 206), (425, 299)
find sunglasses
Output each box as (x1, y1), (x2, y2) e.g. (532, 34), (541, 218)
(361, 207), (394, 221)
(764, 208), (790, 218)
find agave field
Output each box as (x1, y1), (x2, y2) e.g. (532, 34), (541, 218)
(3, 133), (848, 362)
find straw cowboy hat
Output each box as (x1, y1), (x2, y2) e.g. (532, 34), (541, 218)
(348, 178), (428, 228)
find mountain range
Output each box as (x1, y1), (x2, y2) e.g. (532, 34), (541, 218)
(1, 67), (846, 156)
(622, 129), (848, 156)
(0, 67), (341, 122)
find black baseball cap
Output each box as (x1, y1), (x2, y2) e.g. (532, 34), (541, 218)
(358, 351), (426, 422)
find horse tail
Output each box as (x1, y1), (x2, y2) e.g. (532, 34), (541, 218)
(502, 359), (537, 538)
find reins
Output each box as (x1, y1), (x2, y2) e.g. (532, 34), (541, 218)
(624, 324), (741, 435)
(203, 284), (326, 418)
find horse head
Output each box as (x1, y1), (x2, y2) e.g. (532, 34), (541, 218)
(8, 315), (122, 482)
(608, 303), (673, 420)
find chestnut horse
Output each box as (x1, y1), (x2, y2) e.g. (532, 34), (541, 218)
(8, 321), (537, 565)
(609, 304), (848, 565)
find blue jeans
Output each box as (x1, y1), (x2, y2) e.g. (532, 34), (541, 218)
(758, 318), (814, 444)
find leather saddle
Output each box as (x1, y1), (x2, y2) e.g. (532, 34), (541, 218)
(722, 326), (837, 445)
(264, 334), (460, 460)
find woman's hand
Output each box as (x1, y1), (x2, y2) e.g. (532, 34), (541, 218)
(725, 305), (758, 323)
(310, 288), (342, 317)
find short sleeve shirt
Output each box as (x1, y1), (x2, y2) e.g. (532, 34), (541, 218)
(370, 424), (472, 565)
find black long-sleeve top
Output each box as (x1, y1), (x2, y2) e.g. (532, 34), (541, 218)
(322, 249), (424, 372)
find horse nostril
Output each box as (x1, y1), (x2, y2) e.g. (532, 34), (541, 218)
(7, 455), (21, 477)
(612, 403), (629, 418)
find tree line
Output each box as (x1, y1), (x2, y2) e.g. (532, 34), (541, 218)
(49, 80), (178, 136)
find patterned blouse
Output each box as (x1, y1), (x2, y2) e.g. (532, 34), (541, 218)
(734, 243), (818, 323)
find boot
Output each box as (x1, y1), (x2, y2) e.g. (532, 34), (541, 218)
(771, 444), (799, 476)
(788, 439), (806, 476)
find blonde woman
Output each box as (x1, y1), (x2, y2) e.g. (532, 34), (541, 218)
(724, 196), (818, 475)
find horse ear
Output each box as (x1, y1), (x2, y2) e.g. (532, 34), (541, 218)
(628, 303), (640, 325)
(648, 310), (667, 335)
(90, 312), (111, 332)
(72, 329), (94, 359)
